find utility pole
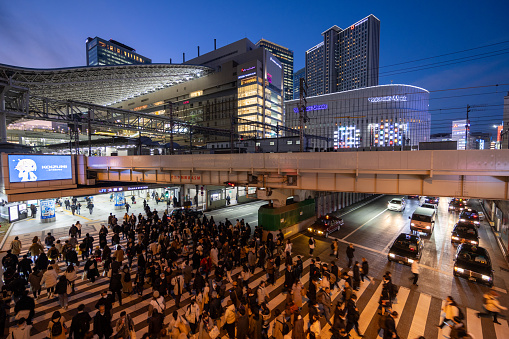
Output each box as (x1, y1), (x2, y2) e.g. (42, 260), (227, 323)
(466, 105), (471, 150)
(299, 78), (308, 152)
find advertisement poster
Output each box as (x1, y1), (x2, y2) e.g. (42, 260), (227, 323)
(40, 199), (56, 220)
(9, 206), (19, 222)
(114, 192), (125, 207)
(8, 155), (73, 183)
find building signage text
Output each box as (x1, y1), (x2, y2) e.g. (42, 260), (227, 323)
(293, 104), (328, 113)
(368, 95), (407, 103)
(171, 175), (201, 180)
(241, 66), (255, 72)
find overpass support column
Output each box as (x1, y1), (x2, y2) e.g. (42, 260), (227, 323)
(0, 89), (7, 143)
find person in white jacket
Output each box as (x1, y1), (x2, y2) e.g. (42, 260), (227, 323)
(210, 246), (219, 267)
(10, 318), (32, 339)
(437, 296), (459, 329)
(257, 281), (268, 305)
(477, 290), (508, 324)
(185, 298), (200, 334)
(149, 291), (166, 315)
(40, 266), (58, 298)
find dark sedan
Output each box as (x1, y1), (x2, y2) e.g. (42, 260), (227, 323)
(388, 233), (424, 265)
(453, 244), (493, 287)
(307, 214), (343, 237)
(459, 208), (480, 226)
(449, 198), (467, 212)
(451, 222), (479, 245)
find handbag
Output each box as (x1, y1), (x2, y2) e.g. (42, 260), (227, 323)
(209, 326), (220, 339)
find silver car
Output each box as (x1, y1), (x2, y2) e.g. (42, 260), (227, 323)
(388, 197), (406, 212)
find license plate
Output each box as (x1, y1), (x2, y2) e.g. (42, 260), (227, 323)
(468, 277), (476, 281)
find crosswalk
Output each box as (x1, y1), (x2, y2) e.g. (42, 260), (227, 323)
(7, 224), (509, 339)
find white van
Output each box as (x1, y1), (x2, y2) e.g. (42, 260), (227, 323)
(409, 207), (436, 235)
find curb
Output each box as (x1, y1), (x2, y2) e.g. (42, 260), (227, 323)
(0, 220), (16, 251)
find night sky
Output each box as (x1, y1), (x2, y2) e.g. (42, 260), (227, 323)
(1, 0), (508, 135)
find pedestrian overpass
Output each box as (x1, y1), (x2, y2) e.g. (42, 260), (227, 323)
(85, 150), (509, 200)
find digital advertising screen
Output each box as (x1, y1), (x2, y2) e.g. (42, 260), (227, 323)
(9, 206), (19, 222)
(8, 155), (73, 183)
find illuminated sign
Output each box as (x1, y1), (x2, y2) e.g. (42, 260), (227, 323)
(183, 100), (190, 104)
(368, 95), (407, 103)
(270, 57), (282, 69)
(128, 186), (149, 191)
(8, 155), (73, 183)
(355, 18), (368, 27)
(267, 73), (272, 83)
(190, 90), (203, 98)
(40, 199), (55, 220)
(238, 72), (256, 80)
(293, 104), (328, 113)
(241, 66), (255, 72)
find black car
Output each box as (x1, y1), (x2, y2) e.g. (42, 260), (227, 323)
(453, 244), (493, 286)
(449, 198), (467, 212)
(307, 214), (343, 237)
(459, 208), (480, 226)
(169, 208), (204, 219)
(388, 233), (424, 265)
(451, 222), (479, 245)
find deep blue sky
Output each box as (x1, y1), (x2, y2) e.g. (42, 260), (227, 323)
(1, 0), (508, 135)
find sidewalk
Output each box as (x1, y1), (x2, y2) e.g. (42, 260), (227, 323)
(0, 194), (167, 251)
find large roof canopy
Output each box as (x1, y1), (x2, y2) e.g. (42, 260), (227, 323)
(0, 63), (213, 106)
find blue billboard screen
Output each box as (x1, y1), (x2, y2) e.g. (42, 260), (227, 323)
(8, 155), (73, 183)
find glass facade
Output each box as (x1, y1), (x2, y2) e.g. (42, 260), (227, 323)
(256, 39), (294, 101)
(86, 37), (151, 66)
(306, 42), (324, 96)
(284, 84), (430, 150)
(293, 68), (305, 100)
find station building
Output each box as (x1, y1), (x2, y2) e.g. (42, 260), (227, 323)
(285, 84), (430, 151)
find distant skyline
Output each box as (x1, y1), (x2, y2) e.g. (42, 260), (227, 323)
(1, 0), (508, 134)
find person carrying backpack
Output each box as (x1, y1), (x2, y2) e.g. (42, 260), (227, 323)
(44, 233), (55, 249)
(47, 311), (67, 339)
(70, 304), (92, 339)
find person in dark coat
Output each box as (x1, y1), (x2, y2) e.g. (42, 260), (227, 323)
(109, 272), (123, 306)
(361, 257), (369, 282)
(95, 291), (114, 315)
(353, 261), (361, 290)
(284, 265), (294, 292)
(70, 304), (92, 339)
(346, 243), (355, 268)
(148, 309), (164, 338)
(383, 311), (398, 339)
(84, 257), (98, 282)
(14, 290), (35, 325)
(94, 305), (113, 339)
(236, 307), (249, 339)
(345, 295), (363, 337)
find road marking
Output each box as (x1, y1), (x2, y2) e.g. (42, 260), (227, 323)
(466, 307), (483, 339)
(342, 208), (388, 240)
(339, 195), (384, 217)
(357, 282), (384, 335)
(494, 319), (509, 339)
(492, 286), (507, 294)
(408, 293), (431, 339)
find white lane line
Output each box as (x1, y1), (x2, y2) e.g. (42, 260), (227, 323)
(494, 319), (509, 339)
(407, 293), (431, 339)
(338, 195), (384, 218)
(466, 307), (483, 339)
(357, 282), (384, 335)
(342, 209), (388, 240)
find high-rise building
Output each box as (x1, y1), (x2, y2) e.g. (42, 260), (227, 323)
(256, 39), (294, 101)
(306, 42), (324, 96)
(305, 14), (380, 96)
(86, 37), (152, 66)
(452, 119), (469, 150)
(293, 68), (305, 100)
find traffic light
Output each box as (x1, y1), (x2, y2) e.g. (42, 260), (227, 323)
(224, 181), (236, 187)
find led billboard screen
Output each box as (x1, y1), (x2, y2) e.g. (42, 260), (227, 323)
(8, 155), (73, 183)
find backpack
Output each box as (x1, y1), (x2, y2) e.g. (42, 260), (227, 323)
(282, 321), (290, 335)
(45, 237), (52, 246)
(51, 318), (63, 337)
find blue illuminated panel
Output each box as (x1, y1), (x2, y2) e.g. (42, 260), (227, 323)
(8, 155), (73, 183)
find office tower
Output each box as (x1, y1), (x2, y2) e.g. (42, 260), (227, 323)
(293, 68), (305, 100)
(256, 39), (294, 101)
(86, 37), (152, 66)
(306, 42), (324, 96)
(305, 14), (380, 96)
(452, 119), (469, 150)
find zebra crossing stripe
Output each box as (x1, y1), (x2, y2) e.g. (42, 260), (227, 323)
(467, 307), (483, 339)
(408, 293), (431, 339)
(357, 282), (384, 335)
(494, 319), (509, 339)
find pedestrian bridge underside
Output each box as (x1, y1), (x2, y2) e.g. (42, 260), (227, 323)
(86, 150), (509, 200)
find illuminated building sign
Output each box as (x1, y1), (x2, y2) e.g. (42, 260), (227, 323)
(190, 90), (203, 98)
(270, 57), (282, 69)
(241, 66), (255, 72)
(368, 95), (407, 103)
(8, 155), (72, 183)
(355, 18), (368, 26)
(267, 73), (272, 83)
(293, 104), (328, 113)
(238, 72), (256, 80)
(183, 101), (190, 104)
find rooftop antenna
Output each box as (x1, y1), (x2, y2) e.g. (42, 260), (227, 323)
(198, 46), (200, 57)
(183, 53), (185, 63)
(214, 39), (217, 50)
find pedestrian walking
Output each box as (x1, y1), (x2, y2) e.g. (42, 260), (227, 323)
(477, 290), (507, 324)
(47, 311), (67, 339)
(70, 304), (92, 339)
(10, 317), (32, 339)
(171, 273), (184, 308)
(309, 237), (316, 256)
(94, 305), (113, 339)
(410, 258), (419, 286)
(28, 269), (43, 299)
(353, 261), (361, 290)
(383, 311), (398, 339)
(76, 222), (82, 238)
(284, 239), (292, 255)
(361, 257), (369, 283)
(346, 243), (355, 268)
(10, 236), (22, 256)
(224, 300), (237, 339)
(54, 276), (70, 309)
(65, 264), (78, 293)
(109, 272), (123, 306)
(437, 296), (459, 329)
(331, 239), (339, 259)
(345, 294), (363, 337)
(116, 311), (134, 339)
(41, 265), (58, 298)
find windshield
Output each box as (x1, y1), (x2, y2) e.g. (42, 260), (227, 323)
(392, 238), (419, 253)
(457, 250), (490, 266)
(422, 204), (434, 209)
(461, 212), (478, 219)
(413, 214), (431, 222)
(454, 226), (478, 237)
(390, 200), (402, 205)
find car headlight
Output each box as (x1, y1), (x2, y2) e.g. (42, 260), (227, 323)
(318, 231), (323, 234)
(449, 206), (454, 209)
(471, 240), (477, 245)
(389, 253), (395, 258)
(452, 236), (459, 240)
(407, 259), (414, 263)
(482, 275), (491, 281)
(460, 218), (465, 222)
(454, 267), (464, 273)
(308, 228), (312, 232)
(411, 223), (415, 226)
(474, 221), (480, 225)
(426, 226), (430, 229)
